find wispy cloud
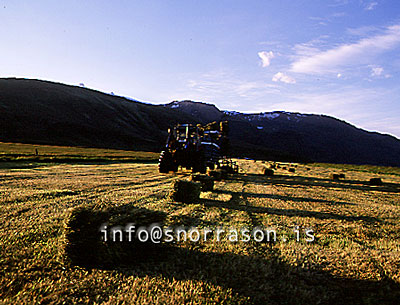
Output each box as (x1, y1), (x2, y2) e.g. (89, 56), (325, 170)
(269, 87), (378, 114)
(291, 25), (400, 74)
(272, 72), (296, 84)
(309, 12), (346, 26)
(346, 25), (379, 36)
(167, 70), (281, 109)
(371, 66), (383, 76)
(365, 1), (378, 10)
(187, 71), (280, 97)
(328, 0), (349, 7)
(258, 51), (274, 67)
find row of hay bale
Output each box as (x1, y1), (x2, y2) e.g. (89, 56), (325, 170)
(329, 173), (383, 185)
(263, 161), (385, 187)
(262, 162), (297, 177)
(172, 174), (216, 203)
(271, 163), (298, 170)
(172, 167), (236, 203)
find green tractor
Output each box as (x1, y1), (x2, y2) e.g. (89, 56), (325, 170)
(158, 121), (229, 173)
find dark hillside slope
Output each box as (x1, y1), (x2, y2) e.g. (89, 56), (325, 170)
(0, 78), (197, 151)
(1, 78), (400, 166)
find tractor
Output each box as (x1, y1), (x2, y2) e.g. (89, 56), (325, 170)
(158, 121), (229, 173)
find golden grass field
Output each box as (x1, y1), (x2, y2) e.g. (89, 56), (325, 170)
(1, 143), (400, 304)
(0, 142), (159, 163)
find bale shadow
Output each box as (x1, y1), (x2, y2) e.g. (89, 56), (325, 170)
(203, 186), (377, 223)
(127, 246), (400, 305)
(198, 197), (378, 223)
(213, 189), (356, 206)
(230, 173), (400, 194)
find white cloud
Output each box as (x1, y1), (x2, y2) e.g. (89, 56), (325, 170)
(291, 25), (400, 74)
(365, 1), (378, 10)
(371, 67), (383, 76)
(258, 51), (275, 67)
(272, 72), (296, 84)
(337, 73), (342, 78)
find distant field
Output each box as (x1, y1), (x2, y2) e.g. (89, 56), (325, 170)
(0, 159), (399, 304)
(0, 142), (159, 163)
(314, 162), (400, 176)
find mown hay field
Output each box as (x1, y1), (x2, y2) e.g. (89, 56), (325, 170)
(1, 156), (400, 304)
(0, 142), (159, 163)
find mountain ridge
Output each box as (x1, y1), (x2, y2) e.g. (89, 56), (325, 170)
(1, 78), (399, 166)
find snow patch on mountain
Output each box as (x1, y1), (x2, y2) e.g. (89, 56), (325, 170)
(223, 110), (240, 116)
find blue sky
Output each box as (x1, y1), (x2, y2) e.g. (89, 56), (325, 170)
(1, 0), (400, 137)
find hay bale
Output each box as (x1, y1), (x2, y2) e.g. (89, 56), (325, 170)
(288, 168), (296, 173)
(64, 206), (167, 268)
(369, 178), (383, 186)
(209, 170), (222, 181)
(264, 168), (274, 176)
(330, 173), (341, 180)
(191, 174), (214, 191)
(172, 180), (201, 203)
(330, 173), (346, 180)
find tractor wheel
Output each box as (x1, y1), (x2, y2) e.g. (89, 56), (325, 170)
(159, 151), (175, 173)
(199, 165), (207, 174)
(192, 153), (206, 174)
(171, 163), (179, 172)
